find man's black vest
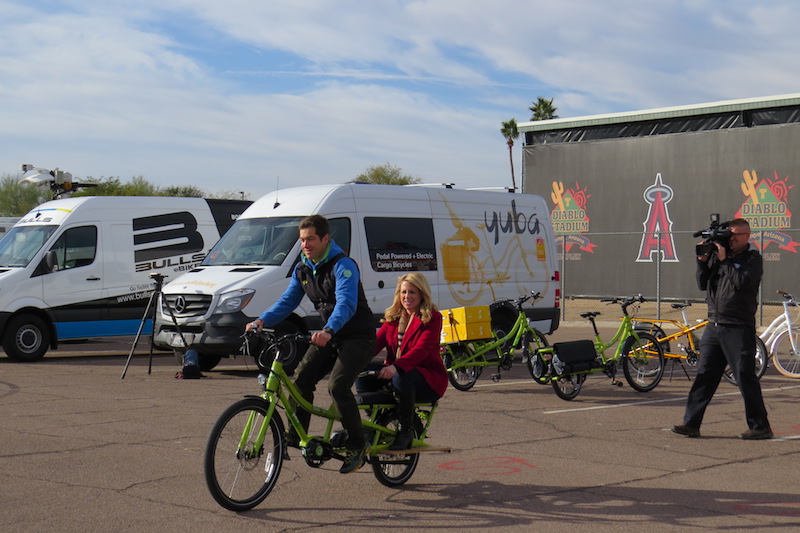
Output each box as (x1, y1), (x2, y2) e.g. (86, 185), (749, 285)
(297, 253), (375, 337)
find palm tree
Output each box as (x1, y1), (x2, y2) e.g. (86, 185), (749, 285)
(529, 96), (559, 121)
(500, 118), (519, 191)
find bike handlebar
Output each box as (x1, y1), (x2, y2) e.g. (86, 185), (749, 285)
(492, 290), (543, 308)
(776, 290), (796, 302)
(600, 294), (646, 309)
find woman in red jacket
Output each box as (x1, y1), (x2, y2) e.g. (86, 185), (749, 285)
(357, 272), (447, 450)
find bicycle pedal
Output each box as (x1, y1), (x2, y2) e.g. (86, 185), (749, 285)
(491, 374), (501, 382)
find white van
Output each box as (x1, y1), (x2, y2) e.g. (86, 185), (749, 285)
(153, 183), (560, 370)
(0, 197), (251, 361)
(0, 218), (21, 236)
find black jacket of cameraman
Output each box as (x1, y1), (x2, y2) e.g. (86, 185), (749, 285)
(696, 245), (762, 328)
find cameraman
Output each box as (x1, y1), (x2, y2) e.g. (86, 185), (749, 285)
(672, 218), (772, 439)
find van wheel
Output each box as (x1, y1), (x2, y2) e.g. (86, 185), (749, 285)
(3, 314), (50, 362)
(198, 353), (223, 372)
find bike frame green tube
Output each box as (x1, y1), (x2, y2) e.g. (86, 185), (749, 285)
(246, 358), (439, 452)
(538, 316), (650, 371)
(596, 318), (641, 363)
(443, 311), (529, 370)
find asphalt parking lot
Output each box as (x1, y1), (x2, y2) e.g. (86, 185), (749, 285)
(1, 326), (799, 533)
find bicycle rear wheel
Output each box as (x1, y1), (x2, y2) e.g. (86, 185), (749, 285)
(723, 336), (768, 385)
(371, 410), (421, 487)
(621, 332), (665, 392)
(772, 330), (800, 378)
(205, 398), (285, 511)
(443, 345), (482, 391)
(552, 373), (585, 400)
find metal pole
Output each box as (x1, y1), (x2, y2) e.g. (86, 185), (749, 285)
(656, 231), (662, 319)
(560, 236), (566, 321)
(758, 229), (764, 327)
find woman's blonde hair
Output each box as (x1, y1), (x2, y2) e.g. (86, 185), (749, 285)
(382, 273), (437, 324)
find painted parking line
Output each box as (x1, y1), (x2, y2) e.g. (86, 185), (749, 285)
(543, 383), (800, 414)
(472, 379), (533, 389)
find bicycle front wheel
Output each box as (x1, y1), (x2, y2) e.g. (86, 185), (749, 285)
(772, 330), (800, 378)
(205, 398), (285, 511)
(523, 330), (551, 385)
(621, 332), (665, 392)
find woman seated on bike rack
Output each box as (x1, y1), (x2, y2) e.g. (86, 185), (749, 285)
(356, 273), (448, 450)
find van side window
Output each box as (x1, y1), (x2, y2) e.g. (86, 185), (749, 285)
(49, 226), (98, 270)
(328, 217), (351, 253)
(364, 217), (437, 272)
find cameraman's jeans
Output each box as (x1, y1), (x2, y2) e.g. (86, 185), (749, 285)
(291, 335), (375, 449)
(683, 324), (770, 431)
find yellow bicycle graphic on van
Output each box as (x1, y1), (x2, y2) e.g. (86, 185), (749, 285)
(440, 208), (548, 306)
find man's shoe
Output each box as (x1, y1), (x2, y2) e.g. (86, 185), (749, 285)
(671, 424), (701, 438)
(339, 445), (367, 474)
(739, 428), (773, 440)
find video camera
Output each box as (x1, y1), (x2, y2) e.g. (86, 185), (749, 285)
(693, 213), (732, 256)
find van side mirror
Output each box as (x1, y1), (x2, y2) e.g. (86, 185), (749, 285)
(44, 250), (57, 272)
(32, 251), (58, 277)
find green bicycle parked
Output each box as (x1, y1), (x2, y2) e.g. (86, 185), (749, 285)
(440, 291), (550, 391)
(530, 295), (666, 400)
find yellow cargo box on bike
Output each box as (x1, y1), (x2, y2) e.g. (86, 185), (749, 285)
(441, 305), (492, 343)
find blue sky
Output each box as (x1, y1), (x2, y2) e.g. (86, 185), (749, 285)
(2, 0), (800, 198)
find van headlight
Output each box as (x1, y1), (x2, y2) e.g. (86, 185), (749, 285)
(212, 289), (255, 314)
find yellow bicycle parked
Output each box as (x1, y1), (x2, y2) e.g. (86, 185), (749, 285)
(633, 302), (768, 385)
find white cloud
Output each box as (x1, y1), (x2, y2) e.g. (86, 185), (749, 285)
(2, 0), (800, 198)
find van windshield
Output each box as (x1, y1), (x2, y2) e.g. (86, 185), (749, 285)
(0, 226), (58, 268)
(201, 217), (301, 266)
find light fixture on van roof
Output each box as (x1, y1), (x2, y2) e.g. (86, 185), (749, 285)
(19, 164), (97, 200)
(465, 186), (517, 193)
(404, 183), (455, 189)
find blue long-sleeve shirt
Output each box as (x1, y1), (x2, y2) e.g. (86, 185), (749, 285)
(258, 239), (361, 333)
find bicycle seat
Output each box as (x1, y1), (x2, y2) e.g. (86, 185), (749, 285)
(355, 390), (397, 405)
(580, 312), (601, 319)
(671, 303), (692, 309)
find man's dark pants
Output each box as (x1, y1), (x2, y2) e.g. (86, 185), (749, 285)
(683, 323), (770, 431)
(292, 336), (375, 449)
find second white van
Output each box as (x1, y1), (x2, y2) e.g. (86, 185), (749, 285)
(153, 183), (560, 370)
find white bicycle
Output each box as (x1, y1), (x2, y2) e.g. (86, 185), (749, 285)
(761, 290), (800, 379)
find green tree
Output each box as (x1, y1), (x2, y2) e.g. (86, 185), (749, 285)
(500, 118), (519, 191)
(161, 185), (206, 197)
(73, 176), (208, 197)
(355, 163), (421, 185)
(529, 96), (559, 121)
(0, 174), (50, 216)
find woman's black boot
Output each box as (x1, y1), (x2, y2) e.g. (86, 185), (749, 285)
(389, 425), (414, 450)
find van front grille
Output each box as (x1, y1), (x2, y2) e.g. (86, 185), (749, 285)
(162, 294), (212, 317)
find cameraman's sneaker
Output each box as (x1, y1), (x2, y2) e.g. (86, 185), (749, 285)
(739, 428), (773, 440)
(340, 445), (367, 474)
(671, 424), (700, 438)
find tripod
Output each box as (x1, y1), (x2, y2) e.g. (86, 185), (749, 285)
(121, 272), (187, 379)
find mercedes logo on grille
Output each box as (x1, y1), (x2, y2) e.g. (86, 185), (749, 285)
(173, 296), (187, 314)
